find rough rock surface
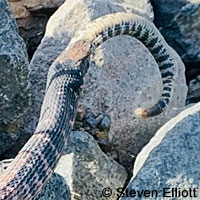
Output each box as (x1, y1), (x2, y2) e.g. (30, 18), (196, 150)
(9, 0), (65, 14)
(0, 0), (29, 155)
(35, 173), (70, 200)
(8, 0), (65, 58)
(80, 42), (187, 174)
(55, 131), (127, 200)
(151, 0), (200, 64)
(151, 0), (188, 28)
(151, 0), (200, 81)
(0, 160), (70, 200)
(187, 75), (200, 104)
(4, 0), (187, 171)
(121, 102), (200, 200)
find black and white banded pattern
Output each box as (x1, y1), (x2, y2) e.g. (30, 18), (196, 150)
(73, 12), (176, 118)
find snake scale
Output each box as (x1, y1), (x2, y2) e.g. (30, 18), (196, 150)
(0, 12), (176, 199)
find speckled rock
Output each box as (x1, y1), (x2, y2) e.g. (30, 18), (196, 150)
(151, 0), (200, 107)
(0, 0), (29, 155)
(13, 0), (187, 173)
(151, 0), (200, 64)
(86, 116), (98, 128)
(121, 102), (200, 200)
(151, 0), (200, 81)
(35, 173), (70, 200)
(0, 160), (70, 200)
(100, 115), (111, 130)
(55, 131), (127, 200)
(82, 43), (187, 174)
(151, 0), (187, 28)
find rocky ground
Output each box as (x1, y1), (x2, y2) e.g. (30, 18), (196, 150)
(151, 0), (200, 104)
(0, 0), (199, 199)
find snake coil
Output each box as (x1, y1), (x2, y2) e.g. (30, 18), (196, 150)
(0, 12), (176, 200)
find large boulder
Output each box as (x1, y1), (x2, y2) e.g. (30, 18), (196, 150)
(121, 102), (200, 200)
(0, 0), (29, 155)
(55, 131), (127, 200)
(151, 0), (200, 87)
(151, 0), (200, 108)
(151, 0), (200, 65)
(9, 0), (187, 172)
(80, 41), (187, 173)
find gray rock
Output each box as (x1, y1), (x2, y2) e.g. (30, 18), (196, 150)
(8, 0), (65, 58)
(75, 7), (187, 173)
(151, 0), (187, 28)
(0, 0), (29, 154)
(188, 79), (200, 94)
(0, 159), (70, 200)
(151, 0), (200, 66)
(197, 75), (200, 81)
(121, 102), (200, 200)
(21, 0), (187, 173)
(100, 115), (111, 130)
(35, 173), (70, 200)
(55, 131), (127, 200)
(86, 116), (98, 128)
(187, 78), (200, 104)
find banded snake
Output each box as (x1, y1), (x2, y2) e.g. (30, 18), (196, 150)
(0, 12), (176, 199)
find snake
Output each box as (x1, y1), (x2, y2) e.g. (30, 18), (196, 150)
(0, 12), (176, 199)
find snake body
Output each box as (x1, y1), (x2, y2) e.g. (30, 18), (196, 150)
(0, 12), (176, 199)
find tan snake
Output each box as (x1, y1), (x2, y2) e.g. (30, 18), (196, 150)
(0, 12), (176, 199)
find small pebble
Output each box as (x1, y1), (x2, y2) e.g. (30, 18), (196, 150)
(100, 115), (111, 130)
(95, 114), (104, 124)
(85, 116), (98, 128)
(96, 131), (107, 140)
(75, 108), (86, 121)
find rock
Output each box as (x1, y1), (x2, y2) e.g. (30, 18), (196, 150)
(151, 0), (187, 28)
(0, 160), (71, 200)
(9, 0), (65, 15)
(0, 0), (29, 155)
(121, 102), (200, 200)
(75, 108), (86, 121)
(13, 0), (187, 173)
(95, 114), (104, 124)
(118, 0), (154, 21)
(35, 173), (70, 200)
(8, 0), (65, 58)
(100, 115), (111, 130)
(151, 0), (200, 81)
(189, 79), (200, 93)
(55, 131), (127, 200)
(187, 78), (200, 104)
(86, 116), (98, 129)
